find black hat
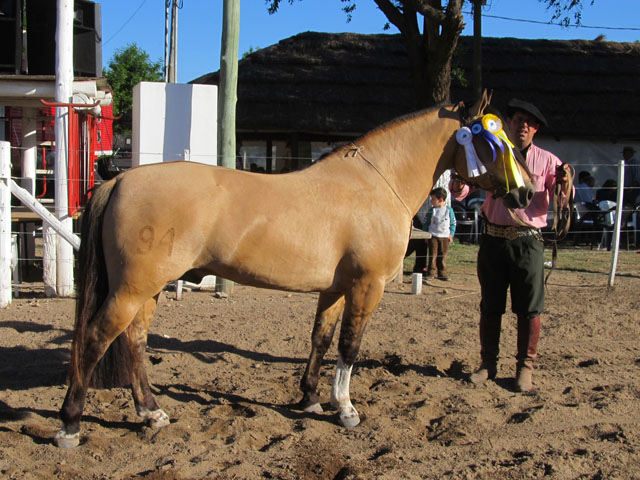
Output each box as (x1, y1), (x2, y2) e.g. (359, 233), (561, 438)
(507, 98), (548, 127)
(622, 146), (636, 154)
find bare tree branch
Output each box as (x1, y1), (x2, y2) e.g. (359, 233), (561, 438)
(410, 0), (446, 23)
(373, 0), (407, 31)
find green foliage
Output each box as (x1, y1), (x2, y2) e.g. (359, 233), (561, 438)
(103, 44), (163, 133)
(267, 0), (356, 21)
(242, 46), (260, 59)
(539, 0), (596, 27)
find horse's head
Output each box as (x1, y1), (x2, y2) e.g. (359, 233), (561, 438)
(452, 91), (535, 209)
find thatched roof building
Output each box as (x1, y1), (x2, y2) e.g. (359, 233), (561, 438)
(194, 31), (639, 140)
(193, 32), (640, 173)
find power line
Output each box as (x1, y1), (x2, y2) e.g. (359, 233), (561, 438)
(464, 11), (640, 32)
(104, 0), (149, 46)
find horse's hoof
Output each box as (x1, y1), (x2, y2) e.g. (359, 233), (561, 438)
(145, 409), (170, 428)
(54, 430), (80, 448)
(303, 402), (323, 413)
(338, 411), (360, 428)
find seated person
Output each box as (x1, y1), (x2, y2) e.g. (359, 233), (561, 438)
(574, 170), (595, 204)
(596, 179), (618, 203)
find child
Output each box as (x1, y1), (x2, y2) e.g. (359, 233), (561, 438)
(424, 187), (456, 280)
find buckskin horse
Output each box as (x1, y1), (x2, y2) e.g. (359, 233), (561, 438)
(54, 92), (534, 448)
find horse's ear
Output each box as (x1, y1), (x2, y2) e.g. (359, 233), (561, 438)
(469, 89), (492, 117)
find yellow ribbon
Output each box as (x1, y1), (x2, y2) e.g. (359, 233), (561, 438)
(481, 114), (524, 189)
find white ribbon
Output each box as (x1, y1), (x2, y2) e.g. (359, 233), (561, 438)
(481, 114), (525, 188)
(456, 127), (487, 178)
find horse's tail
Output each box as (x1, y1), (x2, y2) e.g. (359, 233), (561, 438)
(69, 178), (132, 389)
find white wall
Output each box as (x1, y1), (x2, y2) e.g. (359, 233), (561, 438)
(132, 82), (218, 167)
(536, 136), (640, 187)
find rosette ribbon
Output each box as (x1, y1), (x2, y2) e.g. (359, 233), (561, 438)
(456, 127), (487, 178)
(481, 114), (525, 189)
(471, 120), (504, 163)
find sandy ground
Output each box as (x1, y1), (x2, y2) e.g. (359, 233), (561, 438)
(1, 248), (639, 479)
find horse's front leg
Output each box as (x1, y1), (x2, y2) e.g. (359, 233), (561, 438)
(331, 277), (384, 428)
(299, 292), (345, 413)
(128, 296), (170, 428)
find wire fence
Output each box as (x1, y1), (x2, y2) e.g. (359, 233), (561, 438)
(5, 144), (640, 295)
(404, 243), (640, 285)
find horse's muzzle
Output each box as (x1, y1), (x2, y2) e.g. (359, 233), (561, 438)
(501, 185), (535, 209)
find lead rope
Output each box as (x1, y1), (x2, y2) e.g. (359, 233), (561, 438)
(545, 164), (574, 285)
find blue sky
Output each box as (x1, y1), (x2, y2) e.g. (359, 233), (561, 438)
(97, 0), (640, 84)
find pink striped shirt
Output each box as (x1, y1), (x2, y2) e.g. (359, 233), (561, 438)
(452, 143), (563, 229)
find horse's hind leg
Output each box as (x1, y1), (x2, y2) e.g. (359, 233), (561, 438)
(298, 292), (345, 413)
(331, 277), (384, 428)
(55, 296), (144, 448)
(127, 296), (169, 428)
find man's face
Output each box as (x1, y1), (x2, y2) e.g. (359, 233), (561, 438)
(506, 111), (540, 150)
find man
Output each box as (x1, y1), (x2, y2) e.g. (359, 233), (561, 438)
(451, 98), (570, 392)
(574, 171), (595, 205)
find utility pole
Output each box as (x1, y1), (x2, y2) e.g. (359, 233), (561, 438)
(472, 0), (484, 101)
(164, 0), (170, 81)
(215, 0), (239, 295)
(54, 0), (74, 296)
(167, 0), (179, 83)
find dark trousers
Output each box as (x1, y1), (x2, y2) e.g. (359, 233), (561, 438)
(477, 233), (545, 318)
(405, 238), (427, 273)
(427, 236), (450, 277)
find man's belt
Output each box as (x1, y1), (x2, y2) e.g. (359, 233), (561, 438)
(485, 223), (542, 241)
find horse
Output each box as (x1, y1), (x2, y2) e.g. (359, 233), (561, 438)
(54, 91), (534, 448)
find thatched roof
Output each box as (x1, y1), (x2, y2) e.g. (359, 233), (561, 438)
(192, 32), (640, 141)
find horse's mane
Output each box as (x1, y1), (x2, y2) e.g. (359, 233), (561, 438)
(310, 105), (447, 167)
(307, 101), (530, 178)
(362, 104), (445, 138)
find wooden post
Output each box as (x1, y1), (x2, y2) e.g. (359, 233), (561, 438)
(164, 0), (170, 81)
(21, 108), (37, 277)
(0, 141), (12, 307)
(54, 0), (74, 296)
(216, 0), (239, 295)
(21, 108), (37, 195)
(472, 0), (483, 101)
(608, 160), (625, 287)
(168, 0), (178, 83)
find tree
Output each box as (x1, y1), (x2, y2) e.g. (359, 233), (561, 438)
(542, 0), (595, 27)
(103, 44), (163, 133)
(267, 0), (593, 108)
(268, 0), (465, 107)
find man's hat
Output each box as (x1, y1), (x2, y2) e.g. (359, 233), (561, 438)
(507, 98), (548, 127)
(622, 146), (636, 154)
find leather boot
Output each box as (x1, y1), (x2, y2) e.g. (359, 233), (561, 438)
(469, 315), (501, 385)
(515, 316), (541, 392)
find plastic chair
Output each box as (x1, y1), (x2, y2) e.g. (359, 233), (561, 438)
(623, 205), (639, 250)
(451, 201), (476, 244)
(573, 202), (597, 247)
(466, 197), (484, 244)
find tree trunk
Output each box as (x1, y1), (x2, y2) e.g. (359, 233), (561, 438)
(388, 0), (464, 108)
